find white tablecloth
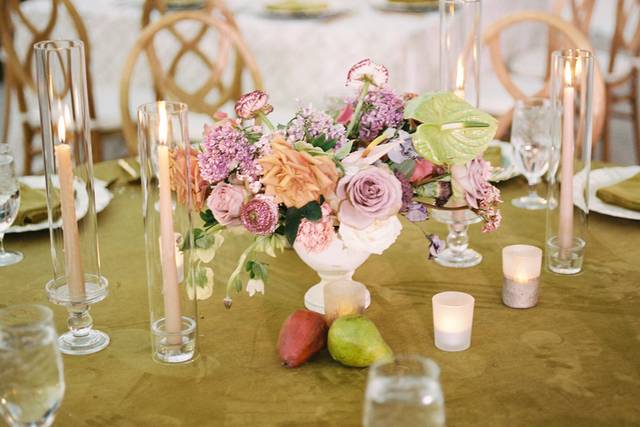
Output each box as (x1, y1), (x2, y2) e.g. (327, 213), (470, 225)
(5, 0), (547, 173)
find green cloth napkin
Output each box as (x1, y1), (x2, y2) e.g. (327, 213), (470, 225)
(14, 183), (61, 226)
(596, 173), (640, 211)
(94, 158), (140, 188)
(483, 146), (502, 168)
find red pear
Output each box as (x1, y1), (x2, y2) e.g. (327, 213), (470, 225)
(277, 309), (328, 368)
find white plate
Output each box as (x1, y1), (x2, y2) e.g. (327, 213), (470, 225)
(587, 166), (640, 221)
(489, 140), (519, 182)
(7, 176), (113, 234)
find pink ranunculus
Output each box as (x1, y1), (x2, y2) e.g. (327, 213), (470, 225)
(337, 166), (403, 230)
(240, 195), (279, 236)
(346, 59), (389, 88)
(207, 183), (244, 226)
(451, 157), (491, 209)
(410, 158), (437, 184)
(235, 90), (273, 119)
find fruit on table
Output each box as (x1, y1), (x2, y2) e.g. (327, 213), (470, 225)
(278, 309), (328, 368)
(328, 315), (393, 368)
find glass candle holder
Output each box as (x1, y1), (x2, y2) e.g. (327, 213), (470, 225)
(323, 279), (368, 325)
(431, 207), (483, 268)
(432, 291), (474, 352)
(546, 49), (593, 275)
(440, 0), (481, 107)
(502, 245), (542, 309)
(139, 101), (198, 364)
(35, 40), (109, 356)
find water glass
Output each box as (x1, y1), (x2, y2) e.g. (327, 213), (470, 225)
(363, 355), (445, 427)
(0, 144), (23, 266)
(0, 305), (65, 427)
(511, 98), (553, 210)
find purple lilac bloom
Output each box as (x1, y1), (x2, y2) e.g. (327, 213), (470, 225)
(285, 106), (348, 151)
(406, 202), (429, 222)
(358, 87), (404, 143)
(198, 122), (261, 185)
(427, 234), (444, 259)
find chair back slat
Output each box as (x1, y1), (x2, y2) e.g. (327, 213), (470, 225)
(120, 11), (263, 155)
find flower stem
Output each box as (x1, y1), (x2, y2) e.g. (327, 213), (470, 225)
(346, 80), (371, 138)
(225, 240), (259, 302)
(257, 111), (275, 131)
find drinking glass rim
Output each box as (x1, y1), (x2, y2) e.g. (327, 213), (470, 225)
(0, 304), (54, 331)
(368, 354), (441, 380)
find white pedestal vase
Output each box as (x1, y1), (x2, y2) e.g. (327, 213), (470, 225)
(293, 238), (371, 314)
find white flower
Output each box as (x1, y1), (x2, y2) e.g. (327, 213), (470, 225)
(246, 278), (265, 297)
(346, 59), (389, 89)
(339, 215), (402, 255)
(187, 267), (214, 300)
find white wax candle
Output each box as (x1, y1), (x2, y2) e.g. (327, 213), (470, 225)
(432, 291), (474, 352)
(55, 118), (85, 301)
(157, 109), (182, 344)
(559, 64), (575, 255)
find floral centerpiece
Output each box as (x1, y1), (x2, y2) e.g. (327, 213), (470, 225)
(173, 59), (502, 308)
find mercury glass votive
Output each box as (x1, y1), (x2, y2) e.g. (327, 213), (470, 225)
(432, 291), (474, 352)
(502, 245), (542, 309)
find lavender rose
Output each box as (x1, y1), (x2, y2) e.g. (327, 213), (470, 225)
(451, 157), (491, 209)
(240, 195), (279, 236)
(207, 183), (244, 226)
(337, 167), (403, 230)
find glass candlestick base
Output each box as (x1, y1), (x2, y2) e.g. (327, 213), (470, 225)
(45, 274), (110, 355)
(151, 316), (197, 364)
(431, 209), (483, 268)
(546, 236), (585, 275)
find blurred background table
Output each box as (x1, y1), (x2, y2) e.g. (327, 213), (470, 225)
(1, 161), (639, 426)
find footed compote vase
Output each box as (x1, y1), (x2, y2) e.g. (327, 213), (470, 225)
(46, 274), (109, 355)
(294, 238), (371, 314)
(431, 207), (483, 268)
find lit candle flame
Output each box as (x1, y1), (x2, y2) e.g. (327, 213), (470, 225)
(158, 101), (168, 145)
(57, 116), (66, 143)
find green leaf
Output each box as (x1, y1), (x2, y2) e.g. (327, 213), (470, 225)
(408, 92), (497, 165)
(334, 139), (354, 160)
(299, 201), (322, 221)
(284, 208), (302, 245)
(392, 159), (416, 179)
(200, 209), (218, 229)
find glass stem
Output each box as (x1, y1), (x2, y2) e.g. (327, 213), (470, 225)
(0, 233), (5, 254)
(68, 305), (93, 338)
(528, 182), (538, 199)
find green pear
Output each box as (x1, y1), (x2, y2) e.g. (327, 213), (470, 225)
(328, 315), (393, 368)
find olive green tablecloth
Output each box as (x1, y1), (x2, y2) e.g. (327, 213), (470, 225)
(2, 160), (640, 427)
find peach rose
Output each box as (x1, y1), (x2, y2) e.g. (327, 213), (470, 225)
(259, 137), (339, 208)
(170, 147), (208, 211)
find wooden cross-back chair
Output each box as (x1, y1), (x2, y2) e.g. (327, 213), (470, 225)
(0, 0), (115, 174)
(141, 0), (237, 28)
(602, 0), (640, 163)
(483, 11), (606, 147)
(120, 11), (263, 155)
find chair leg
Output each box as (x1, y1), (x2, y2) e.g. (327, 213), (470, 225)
(2, 68), (12, 143)
(602, 93), (612, 163)
(91, 130), (102, 163)
(631, 69), (640, 164)
(22, 125), (33, 176)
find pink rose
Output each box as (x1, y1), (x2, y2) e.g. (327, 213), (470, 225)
(410, 158), (437, 184)
(235, 90), (273, 119)
(207, 183), (244, 226)
(451, 157), (491, 209)
(337, 167), (403, 230)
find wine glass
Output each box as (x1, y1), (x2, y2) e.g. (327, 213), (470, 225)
(363, 355), (445, 427)
(0, 304), (65, 427)
(510, 98), (553, 210)
(0, 144), (23, 266)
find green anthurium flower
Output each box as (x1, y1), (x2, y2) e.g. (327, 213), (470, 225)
(407, 92), (497, 165)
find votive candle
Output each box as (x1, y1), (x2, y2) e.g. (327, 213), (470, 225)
(502, 245), (542, 308)
(432, 291), (474, 352)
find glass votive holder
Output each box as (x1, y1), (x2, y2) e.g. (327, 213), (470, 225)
(323, 279), (368, 325)
(502, 245), (542, 309)
(432, 291), (474, 352)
